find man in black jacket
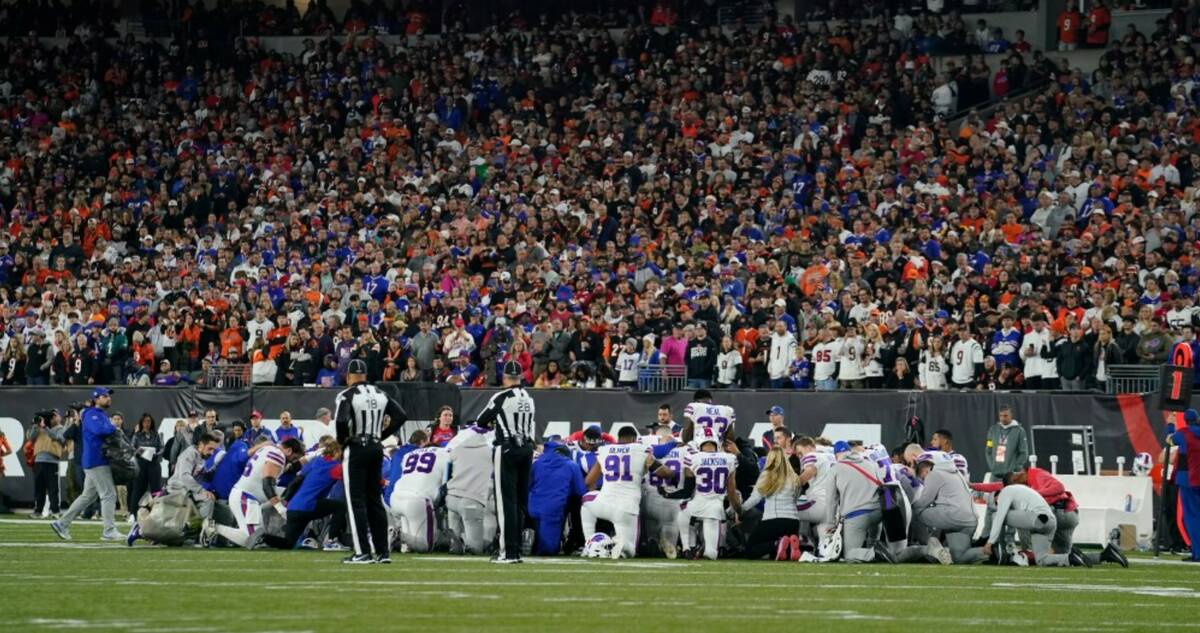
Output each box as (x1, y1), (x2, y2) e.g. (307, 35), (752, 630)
(685, 324), (718, 389)
(25, 330), (51, 385)
(1055, 324), (1094, 390)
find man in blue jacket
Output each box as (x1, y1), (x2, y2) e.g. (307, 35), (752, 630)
(52, 388), (122, 541)
(527, 440), (586, 556)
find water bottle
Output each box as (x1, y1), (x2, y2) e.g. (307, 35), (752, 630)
(1124, 493), (1132, 513)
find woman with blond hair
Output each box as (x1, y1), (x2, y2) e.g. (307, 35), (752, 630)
(741, 446), (803, 560)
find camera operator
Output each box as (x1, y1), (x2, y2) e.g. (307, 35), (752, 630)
(60, 403), (91, 515)
(28, 409), (66, 517)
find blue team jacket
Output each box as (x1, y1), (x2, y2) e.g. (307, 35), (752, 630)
(80, 407), (116, 469)
(529, 442), (586, 517)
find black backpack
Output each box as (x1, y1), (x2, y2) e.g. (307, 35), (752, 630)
(103, 430), (139, 485)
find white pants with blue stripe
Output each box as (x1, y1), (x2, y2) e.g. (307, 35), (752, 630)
(390, 492), (438, 553)
(581, 492), (639, 558)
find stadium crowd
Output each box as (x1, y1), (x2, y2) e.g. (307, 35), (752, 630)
(3, 2), (1200, 393)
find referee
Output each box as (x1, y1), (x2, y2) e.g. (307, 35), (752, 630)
(474, 361), (535, 564)
(334, 359), (406, 564)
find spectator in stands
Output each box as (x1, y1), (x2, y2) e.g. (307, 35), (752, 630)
(1087, 0), (1113, 47)
(1058, 4), (1084, 50)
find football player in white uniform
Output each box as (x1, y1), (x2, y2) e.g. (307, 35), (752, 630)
(217, 437), (305, 548)
(682, 389), (737, 442)
(582, 426), (676, 559)
(641, 421), (686, 558)
(666, 427), (742, 560)
(793, 436), (835, 554)
(389, 444), (451, 553)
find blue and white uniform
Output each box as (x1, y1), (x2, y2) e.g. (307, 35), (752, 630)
(388, 446), (449, 553)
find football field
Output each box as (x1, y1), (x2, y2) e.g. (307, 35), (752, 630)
(2, 519), (1197, 633)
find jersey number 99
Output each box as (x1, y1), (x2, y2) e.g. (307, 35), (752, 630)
(403, 452), (436, 474)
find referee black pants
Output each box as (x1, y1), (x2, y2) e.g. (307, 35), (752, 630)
(344, 437), (388, 557)
(494, 440), (533, 560)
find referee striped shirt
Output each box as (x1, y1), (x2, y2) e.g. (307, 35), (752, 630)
(475, 387), (535, 442)
(334, 383), (406, 443)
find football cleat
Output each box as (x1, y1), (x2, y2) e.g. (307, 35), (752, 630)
(1101, 544), (1129, 568)
(343, 554), (376, 564)
(662, 542), (678, 560)
(1069, 547), (1092, 568)
(375, 555), (393, 564)
(323, 540), (349, 552)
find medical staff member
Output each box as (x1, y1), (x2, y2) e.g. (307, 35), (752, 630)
(1168, 408), (1200, 562)
(528, 439), (586, 555)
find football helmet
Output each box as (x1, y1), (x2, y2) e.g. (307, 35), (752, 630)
(583, 533), (616, 559)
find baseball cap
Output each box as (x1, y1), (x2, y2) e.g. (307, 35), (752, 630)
(766, 405), (785, 416)
(833, 440), (851, 455)
(1185, 409), (1198, 424)
(583, 426), (603, 441)
(502, 361), (523, 378)
(347, 358), (368, 375)
(91, 387), (113, 399)
(250, 410), (263, 419)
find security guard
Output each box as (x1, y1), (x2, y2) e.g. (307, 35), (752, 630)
(335, 359), (406, 564)
(1168, 408), (1200, 563)
(474, 361), (535, 563)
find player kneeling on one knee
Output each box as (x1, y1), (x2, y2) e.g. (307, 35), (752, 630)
(389, 443), (450, 553)
(982, 475), (1073, 567)
(219, 438), (305, 548)
(581, 426), (678, 559)
(895, 451), (984, 565)
(660, 427), (742, 560)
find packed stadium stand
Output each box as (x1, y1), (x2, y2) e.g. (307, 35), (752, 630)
(0, 0), (1198, 393)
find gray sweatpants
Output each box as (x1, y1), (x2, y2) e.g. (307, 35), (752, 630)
(899, 505), (986, 564)
(843, 510), (882, 563)
(1003, 509), (1069, 567)
(59, 466), (117, 533)
(446, 495), (496, 554)
(1052, 508), (1101, 565)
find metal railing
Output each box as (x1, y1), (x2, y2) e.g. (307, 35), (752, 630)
(203, 363), (252, 390)
(1105, 365), (1160, 395)
(637, 364), (687, 393)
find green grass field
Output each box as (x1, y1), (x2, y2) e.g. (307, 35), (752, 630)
(1, 518), (1197, 633)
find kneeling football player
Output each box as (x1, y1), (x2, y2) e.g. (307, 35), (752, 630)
(582, 426), (676, 559)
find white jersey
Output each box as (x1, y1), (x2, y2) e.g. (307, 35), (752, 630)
(918, 350), (949, 390)
(683, 402), (736, 439)
(392, 446), (450, 500)
(836, 336), (866, 381)
(616, 351), (641, 383)
(643, 444), (687, 496)
(683, 449), (738, 519)
(799, 450), (835, 500)
(247, 318), (274, 349)
(235, 445), (286, 501)
(950, 338), (984, 384)
(595, 443), (652, 514)
(811, 341), (838, 380)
